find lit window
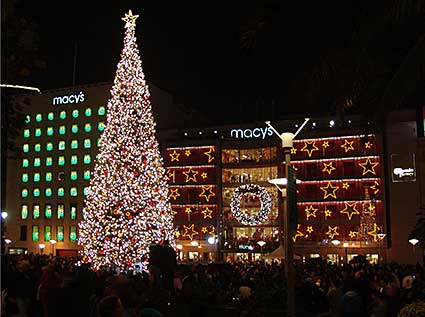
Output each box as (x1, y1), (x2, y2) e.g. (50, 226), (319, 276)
(59, 110), (66, 119)
(84, 154), (91, 164)
(57, 226), (64, 242)
(33, 205), (40, 219)
(84, 123), (92, 132)
(45, 205), (52, 219)
(34, 158), (41, 167)
(58, 172), (65, 181)
(57, 204), (64, 220)
(71, 124), (78, 133)
(72, 109), (79, 118)
(44, 226), (51, 241)
(71, 140), (78, 149)
(22, 173), (28, 183)
(34, 144), (41, 152)
(97, 138), (101, 147)
(58, 156), (65, 166)
(59, 125), (66, 135)
(83, 170), (90, 180)
(83, 186), (89, 196)
(23, 129), (30, 138)
(98, 122), (105, 131)
(25, 115), (30, 124)
(58, 141), (66, 150)
(47, 112), (54, 120)
(45, 188), (52, 197)
(32, 226), (39, 241)
(58, 187), (65, 197)
(70, 205), (77, 220)
(22, 159), (29, 168)
(70, 171), (78, 181)
(21, 188), (28, 198)
(34, 173), (40, 182)
(46, 142), (53, 151)
(98, 106), (106, 115)
(70, 187), (77, 197)
(45, 172), (52, 182)
(23, 144), (29, 153)
(71, 155), (78, 165)
(35, 113), (42, 122)
(35, 128), (41, 137)
(46, 157), (53, 166)
(85, 107), (92, 117)
(84, 138), (91, 148)
(21, 205), (28, 220)
(33, 188), (40, 197)
(47, 127), (54, 136)
(70, 226), (77, 242)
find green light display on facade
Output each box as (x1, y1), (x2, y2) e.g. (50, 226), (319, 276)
(72, 109), (79, 118)
(58, 187), (64, 197)
(35, 113), (42, 122)
(34, 144), (41, 152)
(59, 141), (66, 150)
(45, 205), (52, 219)
(84, 138), (91, 148)
(25, 115), (30, 123)
(35, 128), (41, 137)
(47, 112), (54, 120)
(46, 142), (53, 151)
(85, 107), (92, 117)
(70, 187), (77, 197)
(59, 110), (66, 119)
(33, 188), (40, 197)
(44, 226), (51, 241)
(34, 158), (41, 167)
(22, 159), (29, 168)
(71, 155), (78, 165)
(33, 205), (40, 219)
(71, 140), (78, 149)
(47, 127), (54, 136)
(23, 144), (29, 153)
(84, 123), (92, 132)
(34, 173), (40, 182)
(22, 173), (28, 183)
(83, 186), (89, 196)
(98, 106), (106, 115)
(70, 226), (77, 241)
(57, 226), (64, 242)
(22, 188), (28, 198)
(21, 205), (28, 220)
(24, 129), (30, 138)
(46, 157), (53, 166)
(45, 188), (52, 197)
(57, 205), (64, 220)
(32, 226), (39, 241)
(98, 122), (105, 131)
(71, 124), (78, 133)
(70, 205), (77, 220)
(45, 172), (52, 182)
(59, 126), (66, 135)
(83, 154), (91, 164)
(83, 170), (90, 180)
(58, 156), (65, 166)
(70, 171), (78, 181)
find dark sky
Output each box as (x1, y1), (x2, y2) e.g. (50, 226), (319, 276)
(4, 0), (360, 124)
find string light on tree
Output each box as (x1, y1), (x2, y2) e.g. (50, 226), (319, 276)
(78, 10), (175, 271)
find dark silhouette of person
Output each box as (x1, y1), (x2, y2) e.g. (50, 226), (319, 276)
(158, 240), (177, 296)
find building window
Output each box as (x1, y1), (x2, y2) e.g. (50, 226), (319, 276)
(57, 204), (64, 219)
(83, 154), (91, 164)
(22, 173), (28, 183)
(33, 204), (40, 219)
(47, 127), (54, 136)
(44, 226), (51, 241)
(97, 138), (101, 147)
(23, 144), (29, 153)
(72, 109), (79, 118)
(58, 156), (65, 166)
(83, 170), (90, 180)
(21, 205), (28, 220)
(85, 107), (92, 117)
(46, 142), (53, 151)
(98, 122), (105, 131)
(34, 158), (41, 167)
(32, 226), (39, 241)
(59, 110), (66, 119)
(46, 157), (53, 166)
(20, 225), (27, 241)
(35, 113), (42, 122)
(84, 138), (91, 148)
(98, 106), (106, 115)
(71, 155), (78, 165)
(71, 140), (78, 149)
(84, 123), (92, 133)
(57, 226), (64, 242)
(21, 188), (28, 198)
(33, 188), (40, 197)
(23, 129), (30, 138)
(47, 112), (54, 120)
(35, 128), (42, 137)
(58, 141), (66, 151)
(70, 226), (77, 242)
(83, 186), (89, 196)
(34, 144), (41, 152)
(45, 188), (52, 197)
(70, 204), (77, 220)
(45, 204), (52, 219)
(25, 115), (30, 123)
(59, 126), (66, 135)
(58, 187), (65, 197)
(34, 173), (40, 182)
(71, 124), (78, 133)
(58, 172), (65, 181)
(22, 159), (29, 168)
(70, 171), (78, 181)
(45, 172), (52, 182)
(70, 187), (77, 197)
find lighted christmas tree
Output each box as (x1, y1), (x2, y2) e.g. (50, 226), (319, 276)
(78, 10), (175, 271)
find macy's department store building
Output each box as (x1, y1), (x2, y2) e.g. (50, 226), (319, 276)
(4, 83), (425, 265)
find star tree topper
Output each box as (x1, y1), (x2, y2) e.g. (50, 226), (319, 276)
(122, 10), (139, 28)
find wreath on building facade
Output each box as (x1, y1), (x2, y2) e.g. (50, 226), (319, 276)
(230, 184), (272, 225)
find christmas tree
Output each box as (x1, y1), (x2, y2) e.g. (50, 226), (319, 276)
(78, 10), (175, 271)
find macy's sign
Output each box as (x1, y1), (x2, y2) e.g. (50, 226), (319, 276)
(53, 91), (85, 105)
(230, 126), (273, 139)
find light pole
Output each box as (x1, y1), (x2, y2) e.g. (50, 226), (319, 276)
(343, 242), (349, 264)
(38, 243), (45, 255)
(49, 239), (57, 256)
(257, 240), (266, 256)
(265, 118), (310, 317)
(409, 238), (419, 263)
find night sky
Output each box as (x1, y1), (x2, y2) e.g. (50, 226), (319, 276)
(2, 1), (387, 124)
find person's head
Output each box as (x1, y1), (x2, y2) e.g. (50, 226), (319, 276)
(97, 295), (124, 317)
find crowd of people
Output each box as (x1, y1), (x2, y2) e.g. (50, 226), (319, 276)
(1, 249), (425, 317)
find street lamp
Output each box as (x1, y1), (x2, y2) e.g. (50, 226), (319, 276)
(38, 243), (45, 254)
(1, 211), (8, 219)
(257, 240), (266, 256)
(49, 239), (57, 256)
(343, 242), (349, 264)
(409, 238), (419, 246)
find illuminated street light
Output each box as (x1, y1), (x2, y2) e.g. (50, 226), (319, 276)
(190, 241), (199, 247)
(4, 239), (12, 244)
(409, 238), (419, 246)
(257, 240), (266, 256)
(176, 244), (183, 250)
(207, 237), (216, 245)
(1, 211), (8, 219)
(331, 239), (341, 246)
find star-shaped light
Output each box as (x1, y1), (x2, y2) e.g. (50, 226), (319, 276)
(300, 141), (319, 157)
(184, 207), (192, 215)
(342, 182), (350, 190)
(175, 229), (180, 238)
(209, 226), (216, 234)
(348, 231), (358, 239)
(305, 205), (318, 220)
(367, 223), (380, 242)
(370, 180), (380, 194)
(201, 207), (213, 219)
(171, 209), (178, 215)
(326, 226), (339, 239)
(199, 185), (215, 202)
(204, 147), (215, 163)
(183, 167), (198, 183)
(322, 161), (336, 175)
(365, 141), (372, 149)
(368, 203), (375, 212)
(320, 182), (339, 199)
(290, 148), (297, 154)
(122, 10), (139, 28)
(201, 227), (208, 234)
(322, 141), (330, 149)
(185, 150), (191, 156)
(324, 208), (332, 219)
(359, 158), (379, 175)
(169, 188), (180, 200)
(341, 139), (354, 153)
(182, 224), (198, 240)
(306, 226), (314, 233)
(292, 224), (304, 242)
(167, 170), (175, 182)
(201, 172), (208, 179)
(339, 202), (360, 220)
(169, 150), (180, 162)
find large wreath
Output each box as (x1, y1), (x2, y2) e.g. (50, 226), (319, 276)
(230, 184), (272, 225)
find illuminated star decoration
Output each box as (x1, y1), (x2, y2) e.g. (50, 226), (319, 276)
(370, 180), (380, 194)
(167, 170), (175, 183)
(171, 209), (178, 215)
(201, 207), (213, 219)
(169, 188), (180, 200)
(322, 161), (336, 175)
(204, 147), (215, 163)
(201, 227), (208, 233)
(339, 202), (360, 220)
(121, 10), (139, 28)
(201, 172), (208, 179)
(175, 230), (180, 238)
(359, 158), (379, 175)
(199, 185), (215, 202)
(209, 226), (215, 235)
(349, 231), (358, 239)
(290, 147), (297, 154)
(320, 182), (339, 199)
(306, 226), (314, 233)
(169, 150), (180, 162)
(368, 203), (375, 212)
(341, 139), (355, 153)
(324, 208), (332, 219)
(342, 182), (350, 190)
(367, 223), (380, 242)
(185, 150), (191, 156)
(292, 224), (304, 242)
(184, 207), (192, 217)
(305, 205), (318, 220)
(183, 167), (198, 183)
(322, 141), (330, 149)
(300, 141), (319, 157)
(326, 226), (339, 239)
(365, 141), (372, 149)
(182, 224), (198, 240)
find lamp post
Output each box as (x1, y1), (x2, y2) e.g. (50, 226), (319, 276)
(409, 238), (419, 262)
(38, 243), (45, 255)
(49, 239), (57, 256)
(265, 118), (310, 317)
(343, 242), (349, 264)
(257, 240), (266, 256)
